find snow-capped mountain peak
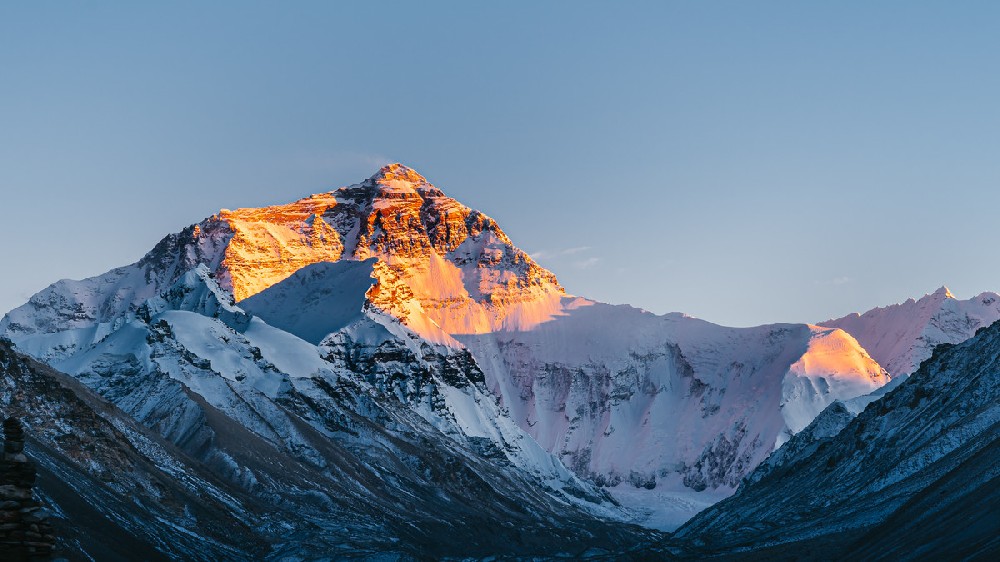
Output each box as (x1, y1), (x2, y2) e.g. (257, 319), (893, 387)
(933, 285), (956, 299)
(368, 162), (432, 187)
(820, 286), (1000, 376)
(213, 165), (566, 343)
(1, 165), (567, 351)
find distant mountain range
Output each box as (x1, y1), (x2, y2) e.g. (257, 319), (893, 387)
(820, 285), (1000, 376)
(674, 299), (1000, 558)
(1, 164), (996, 559)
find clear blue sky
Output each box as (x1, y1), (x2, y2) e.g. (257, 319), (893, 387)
(2, 1), (999, 326)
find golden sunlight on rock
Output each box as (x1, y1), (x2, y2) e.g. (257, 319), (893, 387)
(197, 164), (568, 342)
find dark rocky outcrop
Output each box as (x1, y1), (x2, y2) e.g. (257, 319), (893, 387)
(0, 418), (55, 561)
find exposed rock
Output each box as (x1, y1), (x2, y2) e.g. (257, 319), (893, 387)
(0, 418), (55, 561)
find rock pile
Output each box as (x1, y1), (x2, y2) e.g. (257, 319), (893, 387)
(0, 417), (55, 560)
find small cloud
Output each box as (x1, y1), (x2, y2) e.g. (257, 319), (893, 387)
(530, 246), (593, 261)
(532, 247), (602, 270)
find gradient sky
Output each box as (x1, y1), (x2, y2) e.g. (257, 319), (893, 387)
(2, 1), (1000, 326)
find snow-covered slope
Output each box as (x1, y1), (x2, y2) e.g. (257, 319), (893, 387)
(3, 271), (656, 558)
(0, 338), (268, 560)
(1, 163), (893, 536)
(673, 315), (1000, 558)
(820, 286), (1000, 376)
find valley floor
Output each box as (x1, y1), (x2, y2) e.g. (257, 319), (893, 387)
(609, 484), (734, 532)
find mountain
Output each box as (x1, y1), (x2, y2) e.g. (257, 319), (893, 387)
(672, 315), (1000, 559)
(2, 163), (564, 360)
(820, 286), (1000, 376)
(1, 164), (890, 539)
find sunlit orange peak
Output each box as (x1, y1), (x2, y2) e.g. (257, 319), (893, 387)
(371, 163), (428, 185)
(935, 286), (956, 299)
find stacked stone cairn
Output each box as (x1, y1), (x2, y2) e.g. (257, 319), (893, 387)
(0, 417), (55, 560)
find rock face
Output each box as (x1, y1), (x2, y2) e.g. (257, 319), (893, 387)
(820, 286), (1000, 376)
(216, 164), (566, 342)
(673, 317), (1000, 558)
(462, 307), (887, 499)
(1, 164), (892, 536)
(0, 418), (55, 561)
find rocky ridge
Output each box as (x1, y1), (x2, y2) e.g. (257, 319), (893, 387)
(0, 337), (267, 560)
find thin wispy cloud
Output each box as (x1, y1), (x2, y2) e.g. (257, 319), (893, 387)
(816, 276), (853, 286)
(286, 151), (394, 175)
(530, 246), (592, 260)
